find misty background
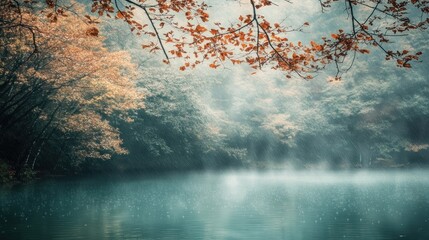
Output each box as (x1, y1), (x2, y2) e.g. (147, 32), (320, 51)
(73, 0), (429, 173)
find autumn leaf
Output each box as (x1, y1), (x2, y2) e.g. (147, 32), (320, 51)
(142, 43), (152, 49)
(359, 49), (370, 54)
(185, 11), (192, 20)
(331, 33), (339, 39)
(85, 27), (99, 37)
(310, 41), (323, 51)
(195, 25), (207, 33)
(116, 11), (124, 19)
(209, 63), (219, 69)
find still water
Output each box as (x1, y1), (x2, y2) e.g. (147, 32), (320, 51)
(1, 170), (429, 239)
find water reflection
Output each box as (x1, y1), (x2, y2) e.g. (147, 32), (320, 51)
(1, 170), (429, 239)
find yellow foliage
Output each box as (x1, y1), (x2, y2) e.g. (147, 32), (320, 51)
(0, 2), (144, 160)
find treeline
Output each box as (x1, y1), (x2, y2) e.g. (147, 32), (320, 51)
(104, 53), (429, 171)
(97, 60), (429, 173)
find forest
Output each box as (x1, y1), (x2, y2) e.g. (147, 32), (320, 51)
(1, 0), (429, 183)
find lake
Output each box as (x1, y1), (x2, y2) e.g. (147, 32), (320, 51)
(1, 170), (429, 239)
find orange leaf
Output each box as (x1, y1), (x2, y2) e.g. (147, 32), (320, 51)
(195, 25), (207, 33)
(86, 27), (99, 37)
(209, 63), (218, 69)
(310, 41), (323, 51)
(142, 43), (152, 49)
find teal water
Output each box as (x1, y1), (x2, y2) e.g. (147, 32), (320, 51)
(1, 170), (429, 239)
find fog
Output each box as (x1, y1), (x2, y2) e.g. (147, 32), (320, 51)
(99, 1), (429, 171)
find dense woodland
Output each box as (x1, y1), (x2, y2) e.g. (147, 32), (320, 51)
(1, 0), (429, 182)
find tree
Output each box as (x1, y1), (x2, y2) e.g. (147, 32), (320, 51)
(49, 0), (429, 79)
(110, 64), (248, 170)
(0, 2), (143, 175)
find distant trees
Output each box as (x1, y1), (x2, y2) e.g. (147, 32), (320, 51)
(110, 66), (248, 170)
(290, 60), (429, 168)
(115, 60), (429, 170)
(0, 2), (143, 178)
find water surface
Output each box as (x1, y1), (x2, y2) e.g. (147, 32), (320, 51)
(1, 170), (429, 239)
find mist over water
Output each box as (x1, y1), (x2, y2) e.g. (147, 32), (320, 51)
(1, 170), (428, 239)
